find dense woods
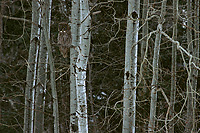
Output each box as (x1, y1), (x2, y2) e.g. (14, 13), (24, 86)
(0, 0), (200, 132)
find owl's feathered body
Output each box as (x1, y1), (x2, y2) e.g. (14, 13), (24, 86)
(57, 25), (72, 58)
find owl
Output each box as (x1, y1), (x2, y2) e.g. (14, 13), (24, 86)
(57, 24), (72, 58)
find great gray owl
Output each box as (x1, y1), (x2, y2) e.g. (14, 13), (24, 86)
(57, 24), (71, 58)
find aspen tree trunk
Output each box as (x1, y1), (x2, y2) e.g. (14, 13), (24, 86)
(141, 0), (149, 62)
(34, 0), (50, 132)
(76, 0), (91, 132)
(169, 0), (178, 132)
(148, 0), (167, 132)
(24, 0), (40, 132)
(88, 60), (97, 132)
(30, 46), (39, 133)
(193, 0), (199, 131)
(42, 0), (60, 132)
(185, 0), (196, 132)
(140, 0), (149, 94)
(70, 0), (79, 132)
(123, 0), (140, 132)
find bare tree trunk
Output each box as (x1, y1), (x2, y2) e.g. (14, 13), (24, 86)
(185, 0), (194, 132)
(70, 0), (80, 132)
(88, 60), (97, 133)
(0, 0), (4, 61)
(193, 0), (199, 131)
(0, 1), (4, 123)
(34, 0), (49, 132)
(169, 0), (178, 132)
(148, 0), (167, 132)
(140, 0), (149, 94)
(42, 0), (60, 132)
(123, 0), (140, 133)
(185, 0), (197, 132)
(30, 45), (39, 133)
(24, 0), (40, 132)
(75, 0), (91, 132)
(141, 0), (149, 62)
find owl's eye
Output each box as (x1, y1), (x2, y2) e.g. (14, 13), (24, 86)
(60, 31), (63, 33)
(63, 31), (66, 33)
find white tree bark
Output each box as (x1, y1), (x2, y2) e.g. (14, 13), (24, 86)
(30, 46), (39, 133)
(24, 0), (40, 132)
(75, 0), (91, 132)
(148, 0), (167, 132)
(123, 0), (140, 133)
(42, 0), (60, 132)
(70, 0), (80, 132)
(34, 0), (48, 131)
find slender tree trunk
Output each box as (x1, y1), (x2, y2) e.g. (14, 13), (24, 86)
(0, 1), (4, 123)
(185, 0), (193, 132)
(24, 0), (40, 132)
(193, 0), (199, 131)
(185, 0), (196, 132)
(169, 0), (178, 132)
(42, 0), (60, 132)
(140, 0), (149, 94)
(88, 60), (97, 133)
(34, 0), (49, 132)
(141, 0), (149, 62)
(75, 0), (91, 132)
(0, 0), (4, 60)
(148, 0), (167, 132)
(123, 0), (140, 133)
(30, 46), (39, 133)
(70, 0), (80, 132)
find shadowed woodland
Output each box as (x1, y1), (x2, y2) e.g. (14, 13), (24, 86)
(0, 0), (200, 132)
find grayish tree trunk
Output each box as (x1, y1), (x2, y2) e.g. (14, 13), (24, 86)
(169, 0), (178, 132)
(123, 0), (140, 132)
(193, 0), (199, 131)
(70, 0), (80, 132)
(75, 0), (91, 132)
(148, 0), (167, 132)
(24, 0), (40, 132)
(0, 0), (4, 60)
(185, 0), (196, 132)
(141, 0), (149, 61)
(140, 0), (149, 94)
(30, 46), (39, 133)
(42, 0), (60, 132)
(34, 0), (49, 132)
(88, 60), (97, 133)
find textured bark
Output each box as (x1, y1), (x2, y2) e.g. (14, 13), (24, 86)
(0, 0), (4, 60)
(193, 0), (199, 131)
(88, 61), (97, 133)
(185, 0), (195, 132)
(141, 0), (149, 62)
(148, 0), (167, 132)
(24, 0), (40, 132)
(75, 0), (91, 132)
(42, 0), (60, 132)
(70, 0), (79, 132)
(169, 0), (178, 132)
(123, 0), (140, 132)
(140, 0), (149, 94)
(34, 0), (49, 132)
